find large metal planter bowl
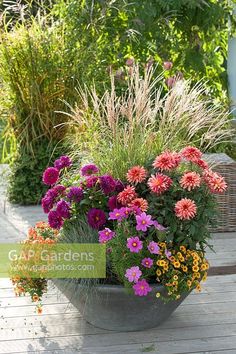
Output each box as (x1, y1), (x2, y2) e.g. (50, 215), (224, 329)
(53, 279), (189, 331)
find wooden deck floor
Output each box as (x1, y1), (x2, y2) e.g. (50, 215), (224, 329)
(0, 207), (236, 353)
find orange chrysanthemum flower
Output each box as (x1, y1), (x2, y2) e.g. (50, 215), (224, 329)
(153, 151), (181, 171)
(148, 174), (173, 194)
(181, 146), (202, 162)
(175, 198), (197, 220)
(180, 171), (201, 191)
(117, 185), (137, 205)
(129, 198), (148, 212)
(126, 166), (147, 184)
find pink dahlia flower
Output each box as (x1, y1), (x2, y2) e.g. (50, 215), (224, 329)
(129, 198), (148, 212)
(175, 198), (197, 220)
(126, 166), (147, 184)
(180, 171), (201, 191)
(148, 173), (173, 194)
(181, 146), (202, 162)
(117, 185), (137, 205)
(153, 151), (181, 171)
(42, 167), (59, 186)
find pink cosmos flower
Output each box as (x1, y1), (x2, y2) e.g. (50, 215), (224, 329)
(133, 279), (152, 296)
(141, 258), (153, 268)
(175, 198), (197, 220)
(127, 236), (143, 253)
(125, 266), (142, 283)
(148, 241), (160, 254)
(151, 220), (166, 231)
(98, 228), (115, 244)
(136, 212), (153, 232)
(165, 249), (172, 260)
(109, 208), (125, 221)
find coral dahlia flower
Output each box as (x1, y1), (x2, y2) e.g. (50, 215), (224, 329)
(148, 174), (173, 194)
(175, 198), (197, 220)
(117, 185), (137, 205)
(153, 151), (181, 171)
(180, 171), (201, 191)
(129, 198), (148, 212)
(181, 146), (202, 162)
(127, 166), (147, 184)
(205, 171), (227, 194)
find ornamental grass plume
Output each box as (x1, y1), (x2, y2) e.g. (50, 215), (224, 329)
(67, 65), (233, 179)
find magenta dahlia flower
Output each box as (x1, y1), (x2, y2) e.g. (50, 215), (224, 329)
(56, 200), (71, 219)
(135, 212), (153, 232)
(86, 176), (99, 188)
(127, 236), (143, 253)
(67, 186), (83, 203)
(108, 196), (122, 211)
(48, 210), (63, 229)
(54, 155), (72, 170)
(99, 175), (116, 195)
(148, 241), (160, 254)
(81, 164), (99, 176)
(125, 266), (142, 283)
(42, 167), (59, 186)
(98, 228), (115, 243)
(141, 258), (153, 268)
(41, 196), (54, 214)
(87, 208), (106, 229)
(133, 279), (152, 296)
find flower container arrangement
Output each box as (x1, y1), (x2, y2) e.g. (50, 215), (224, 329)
(11, 147), (227, 331)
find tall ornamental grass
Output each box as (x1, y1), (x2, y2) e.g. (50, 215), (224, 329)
(67, 66), (233, 179)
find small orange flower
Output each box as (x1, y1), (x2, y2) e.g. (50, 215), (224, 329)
(126, 166), (147, 184)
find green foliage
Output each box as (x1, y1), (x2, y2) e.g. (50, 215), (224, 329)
(8, 139), (63, 205)
(52, 0), (233, 102)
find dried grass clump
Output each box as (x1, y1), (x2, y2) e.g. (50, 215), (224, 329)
(67, 66), (233, 179)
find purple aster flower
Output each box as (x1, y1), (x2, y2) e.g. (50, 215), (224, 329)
(56, 200), (71, 219)
(99, 175), (116, 195)
(125, 266), (142, 283)
(108, 195), (122, 211)
(81, 164), (99, 176)
(98, 228), (115, 243)
(151, 220), (167, 231)
(41, 196), (54, 214)
(141, 257), (153, 268)
(87, 208), (106, 229)
(148, 241), (160, 254)
(48, 210), (63, 229)
(136, 212), (153, 232)
(109, 208), (124, 221)
(42, 167), (59, 186)
(54, 155), (72, 170)
(86, 176), (99, 188)
(67, 186), (83, 203)
(165, 249), (172, 260)
(133, 279), (152, 296)
(127, 236), (143, 253)
(115, 179), (125, 192)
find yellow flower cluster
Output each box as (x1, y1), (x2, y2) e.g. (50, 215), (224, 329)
(155, 242), (209, 301)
